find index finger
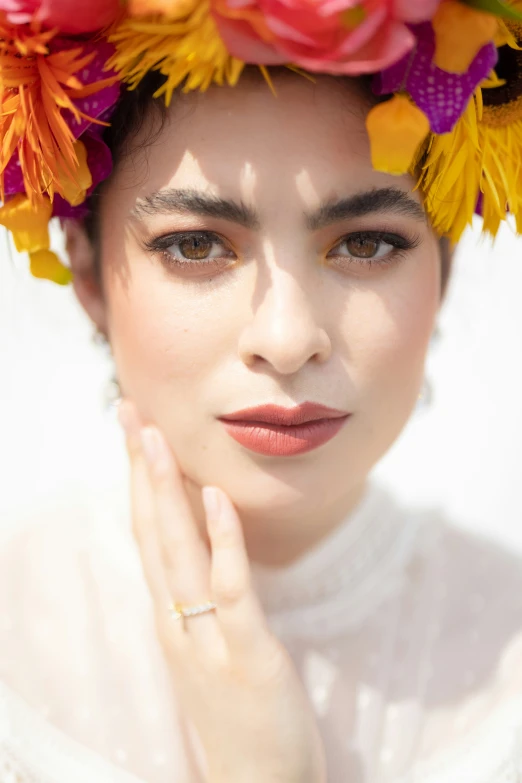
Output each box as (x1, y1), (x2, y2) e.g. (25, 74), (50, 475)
(117, 400), (173, 613)
(121, 404), (224, 652)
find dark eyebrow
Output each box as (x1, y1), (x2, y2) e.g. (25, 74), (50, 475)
(305, 188), (426, 231)
(132, 187), (261, 230)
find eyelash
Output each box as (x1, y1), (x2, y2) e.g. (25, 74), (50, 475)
(327, 230), (420, 268)
(145, 231), (235, 272)
(144, 229), (419, 273)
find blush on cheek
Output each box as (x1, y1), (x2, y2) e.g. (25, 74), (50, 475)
(106, 267), (239, 424)
(343, 259), (440, 413)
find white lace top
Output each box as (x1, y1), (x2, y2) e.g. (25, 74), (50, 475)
(2, 479), (522, 783)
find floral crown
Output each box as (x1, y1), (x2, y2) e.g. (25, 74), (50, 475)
(0, 0), (521, 285)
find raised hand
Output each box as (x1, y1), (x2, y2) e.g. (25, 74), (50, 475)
(117, 398), (327, 783)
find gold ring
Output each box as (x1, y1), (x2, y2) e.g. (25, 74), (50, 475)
(170, 600), (217, 623)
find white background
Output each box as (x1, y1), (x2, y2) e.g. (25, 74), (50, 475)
(1, 219), (521, 548)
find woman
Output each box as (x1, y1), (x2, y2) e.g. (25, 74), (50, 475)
(2, 2), (522, 782)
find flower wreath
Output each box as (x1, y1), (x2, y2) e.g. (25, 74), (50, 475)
(0, 0), (521, 285)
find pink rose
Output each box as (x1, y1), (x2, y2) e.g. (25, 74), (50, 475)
(212, 0), (441, 74)
(0, 0), (120, 33)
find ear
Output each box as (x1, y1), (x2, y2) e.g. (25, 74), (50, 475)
(64, 219), (108, 335)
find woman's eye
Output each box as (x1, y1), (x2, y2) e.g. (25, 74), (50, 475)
(146, 231), (236, 274)
(165, 232), (233, 262)
(328, 232), (412, 264)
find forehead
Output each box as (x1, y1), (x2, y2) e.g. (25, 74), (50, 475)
(111, 72), (419, 212)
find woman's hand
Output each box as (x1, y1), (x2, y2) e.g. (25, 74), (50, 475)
(117, 399), (327, 783)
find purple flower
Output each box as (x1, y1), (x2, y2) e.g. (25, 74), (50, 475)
(373, 22), (497, 134)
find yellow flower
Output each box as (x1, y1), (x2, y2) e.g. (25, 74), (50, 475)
(127, 0), (194, 15)
(418, 18), (522, 241)
(366, 94), (430, 176)
(29, 250), (73, 285)
(108, 0), (244, 102)
(432, 1), (498, 74)
(416, 89), (522, 242)
(416, 96), (481, 242)
(0, 194), (73, 285)
(0, 193), (52, 254)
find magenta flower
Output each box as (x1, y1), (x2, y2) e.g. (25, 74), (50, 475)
(0, 0), (120, 33)
(212, 0), (442, 75)
(374, 22), (497, 133)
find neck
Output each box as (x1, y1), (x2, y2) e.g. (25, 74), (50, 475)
(186, 475), (368, 569)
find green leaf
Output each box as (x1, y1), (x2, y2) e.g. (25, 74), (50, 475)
(460, 0), (522, 20)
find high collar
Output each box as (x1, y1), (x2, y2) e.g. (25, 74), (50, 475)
(89, 478), (422, 641)
(250, 480), (422, 639)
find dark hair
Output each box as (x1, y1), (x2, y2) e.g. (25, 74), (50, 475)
(84, 70), (168, 254)
(84, 69), (453, 298)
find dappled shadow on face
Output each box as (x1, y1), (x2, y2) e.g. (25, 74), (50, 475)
(85, 73), (442, 557)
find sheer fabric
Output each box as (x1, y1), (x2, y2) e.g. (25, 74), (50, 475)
(2, 479), (522, 783)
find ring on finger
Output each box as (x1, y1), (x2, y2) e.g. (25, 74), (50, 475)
(169, 600), (217, 630)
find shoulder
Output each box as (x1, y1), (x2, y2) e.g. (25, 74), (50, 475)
(0, 493), (100, 635)
(0, 494), (94, 625)
(0, 485), (132, 579)
(0, 487), (136, 705)
(415, 512), (522, 683)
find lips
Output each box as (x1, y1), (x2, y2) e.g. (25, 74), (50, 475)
(218, 402), (351, 457)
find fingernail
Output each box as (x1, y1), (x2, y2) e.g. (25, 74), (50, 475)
(202, 486), (221, 520)
(141, 427), (161, 465)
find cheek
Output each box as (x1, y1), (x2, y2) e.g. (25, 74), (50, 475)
(339, 254), (440, 405)
(104, 261), (239, 414)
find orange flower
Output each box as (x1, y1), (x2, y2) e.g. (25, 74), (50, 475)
(0, 16), (117, 206)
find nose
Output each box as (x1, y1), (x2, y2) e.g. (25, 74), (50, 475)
(238, 268), (332, 374)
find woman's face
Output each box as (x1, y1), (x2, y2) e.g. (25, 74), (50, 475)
(74, 73), (441, 546)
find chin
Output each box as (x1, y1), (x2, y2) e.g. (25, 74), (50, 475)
(183, 432), (363, 517)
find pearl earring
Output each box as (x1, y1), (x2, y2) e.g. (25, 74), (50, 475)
(417, 376), (433, 409)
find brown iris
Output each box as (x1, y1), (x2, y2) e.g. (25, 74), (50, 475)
(344, 236), (382, 258)
(179, 235), (213, 259)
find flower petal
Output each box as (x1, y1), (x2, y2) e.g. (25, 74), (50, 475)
(393, 0), (441, 23)
(39, 0), (120, 33)
(433, 0), (498, 73)
(212, 13), (287, 63)
(0, 193), (51, 252)
(58, 139), (91, 206)
(291, 20), (415, 74)
(52, 130), (113, 217)
(366, 94), (430, 175)
(374, 22), (498, 133)
(29, 249), (72, 284)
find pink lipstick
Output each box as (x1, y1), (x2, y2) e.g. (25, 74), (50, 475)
(218, 402), (351, 457)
